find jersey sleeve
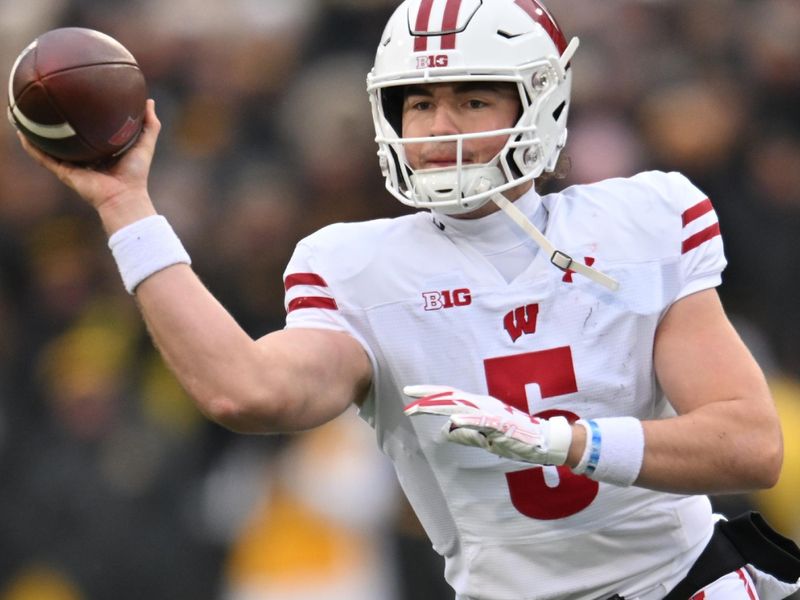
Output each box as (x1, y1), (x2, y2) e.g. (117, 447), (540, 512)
(282, 237), (380, 421)
(283, 239), (352, 333)
(641, 171), (727, 301)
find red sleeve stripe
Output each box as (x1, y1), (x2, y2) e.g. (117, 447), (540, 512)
(287, 296), (338, 313)
(284, 273), (328, 291)
(682, 198), (713, 227)
(681, 223), (721, 254)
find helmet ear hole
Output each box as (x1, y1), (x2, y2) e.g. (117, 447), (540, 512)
(552, 100), (566, 122)
(505, 137), (525, 179)
(387, 145), (409, 193)
(381, 86), (405, 136)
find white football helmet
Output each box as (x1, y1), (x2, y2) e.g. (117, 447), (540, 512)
(367, 0), (578, 215)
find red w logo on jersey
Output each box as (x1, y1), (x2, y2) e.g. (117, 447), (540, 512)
(504, 304), (539, 342)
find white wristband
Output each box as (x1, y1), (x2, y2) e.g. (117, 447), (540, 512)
(571, 417), (645, 487)
(108, 215), (191, 294)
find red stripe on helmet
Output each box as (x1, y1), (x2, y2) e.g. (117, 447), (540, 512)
(514, 0), (568, 55)
(414, 0), (435, 52)
(440, 0), (464, 50)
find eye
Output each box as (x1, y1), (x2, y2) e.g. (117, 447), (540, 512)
(405, 98), (432, 111)
(467, 98), (489, 109)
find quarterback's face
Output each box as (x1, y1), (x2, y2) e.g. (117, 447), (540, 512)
(401, 82), (521, 170)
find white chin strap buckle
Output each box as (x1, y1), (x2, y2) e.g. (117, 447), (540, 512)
(490, 194), (620, 292)
(549, 250), (574, 272)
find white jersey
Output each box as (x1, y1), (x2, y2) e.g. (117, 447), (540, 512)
(283, 171), (726, 600)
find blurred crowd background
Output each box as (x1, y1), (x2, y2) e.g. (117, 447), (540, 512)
(0, 0), (798, 598)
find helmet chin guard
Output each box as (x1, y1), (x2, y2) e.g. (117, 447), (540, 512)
(410, 164), (506, 215)
(367, 0), (577, 214)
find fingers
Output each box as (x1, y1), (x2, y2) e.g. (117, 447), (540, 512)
(112, 99), (159, 175)
(403, 385), (510, 418)
(404, 395), (474, 417)
(17, 131), (60, 170)
(136, 98), (161, 154)
(445, 425), (489, 449)
(450, 413), (502, 429)
(16, 131), (81, 188)
(403, 383), (555, 463)
(403, 384), (459, 416)
(403, 384), (455, 398)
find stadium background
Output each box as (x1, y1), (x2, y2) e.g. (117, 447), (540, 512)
(0, 0), (798, 598)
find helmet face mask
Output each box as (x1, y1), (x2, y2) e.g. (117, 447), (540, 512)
(367, 0), (576, 215)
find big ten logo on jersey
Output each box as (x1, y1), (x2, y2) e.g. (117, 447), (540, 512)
(416, 54), (448, 69)
(422, 288), (471, 311)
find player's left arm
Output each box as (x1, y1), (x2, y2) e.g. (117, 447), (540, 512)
(403, 289), (783, 493)
(637, 287), (783, 493)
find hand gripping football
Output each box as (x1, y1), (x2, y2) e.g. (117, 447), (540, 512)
(7, 27), (147, 164)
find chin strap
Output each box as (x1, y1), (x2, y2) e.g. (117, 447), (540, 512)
(491, 193), (620, 291)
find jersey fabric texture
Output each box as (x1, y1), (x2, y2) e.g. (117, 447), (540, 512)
(283, 170), (726, 600)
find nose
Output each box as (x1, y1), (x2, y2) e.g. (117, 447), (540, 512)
(429, 105), (459, 137)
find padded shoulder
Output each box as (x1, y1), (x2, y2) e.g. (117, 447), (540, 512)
(545, 170), (713, 263)
(284, 211), (453, 309)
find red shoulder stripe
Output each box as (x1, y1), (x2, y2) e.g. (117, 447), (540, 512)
(284, 273), (328, 291)
(681, 223), (721, 254)
(682, 198), (713, 227)
(287, 296), (338, 313)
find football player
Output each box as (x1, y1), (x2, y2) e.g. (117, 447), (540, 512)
(15, 0), (800, 598)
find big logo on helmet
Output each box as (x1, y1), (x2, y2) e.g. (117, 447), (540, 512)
(416, 54), (449, 69)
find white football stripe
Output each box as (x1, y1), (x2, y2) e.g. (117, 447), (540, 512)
(8, 40), (38, 112)
(7, 39), (76, 140)
(10, 104), (76, 139)
(7, 40), (35, 109)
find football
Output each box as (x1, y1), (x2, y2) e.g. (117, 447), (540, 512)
(7, 27), (147, 164)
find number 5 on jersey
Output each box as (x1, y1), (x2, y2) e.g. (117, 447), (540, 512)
(484, 347), (599, 520)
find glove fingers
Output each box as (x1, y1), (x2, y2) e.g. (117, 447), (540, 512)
(404, 397), (477, 417)
(488, 435), (537, 459)
(448, 427), (534, 463)
(403, 384), (455, 398)
(405, 402), (461, 417)
(450, 413), (501, 430)
(404, 392), (483, 418)
(444, 424), (490, 449)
